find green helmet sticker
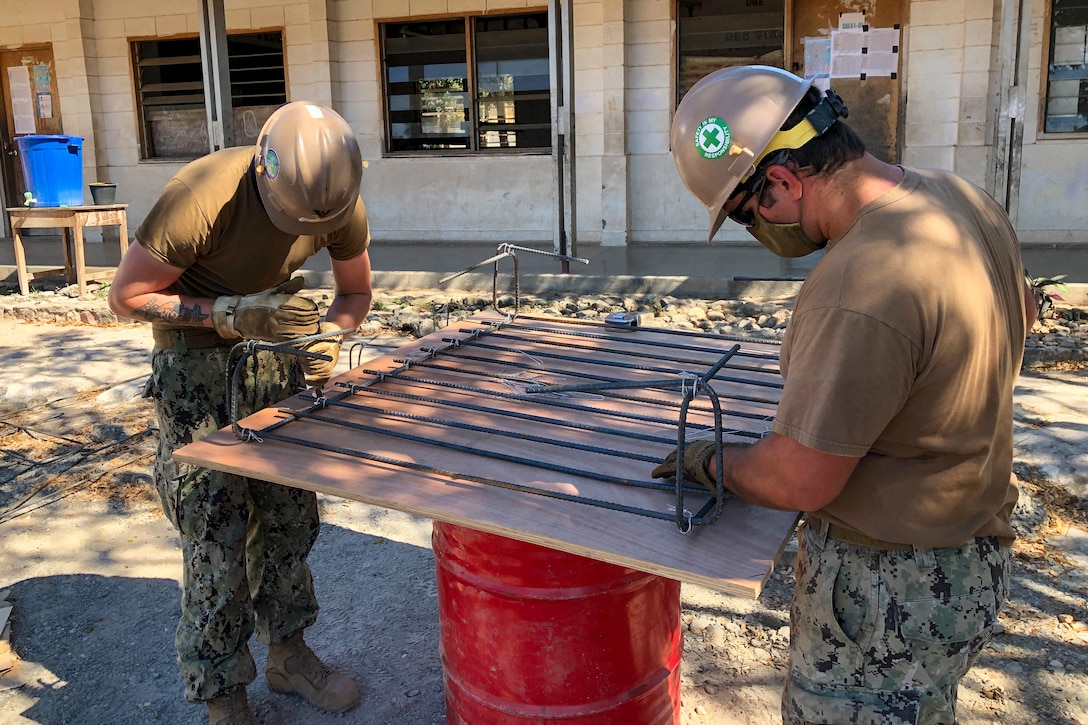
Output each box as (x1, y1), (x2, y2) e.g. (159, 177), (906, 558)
(695, 117), (731, 160)
(264, 149), (280, 179)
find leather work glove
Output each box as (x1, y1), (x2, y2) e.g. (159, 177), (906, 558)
(211, 276), (320, 342)
(300, 322), (343, 390)
(650, 440), (718, 494)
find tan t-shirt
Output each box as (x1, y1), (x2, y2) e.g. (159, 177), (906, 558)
(774, 167), (1026, 547)
(136, 146), (369, 305)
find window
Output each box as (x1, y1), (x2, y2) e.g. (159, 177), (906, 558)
(381, 13), (551, 153)
(677, 0), (785, 104)
(132, 32), (287, 159)
(1045, 0), (1088, 132)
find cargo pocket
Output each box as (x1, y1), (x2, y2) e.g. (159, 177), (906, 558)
(896, 590), (996, 646)
(785, 672), (923, 725)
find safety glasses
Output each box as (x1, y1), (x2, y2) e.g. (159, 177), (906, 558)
(726, 173), (767, 228)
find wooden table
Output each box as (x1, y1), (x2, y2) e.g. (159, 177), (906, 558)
(7, 204), (129, 296)
(176, 311), (799, 597)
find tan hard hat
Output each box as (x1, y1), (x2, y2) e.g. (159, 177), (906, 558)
(254, 102), (363, 236)
(671, 66), (815, 241)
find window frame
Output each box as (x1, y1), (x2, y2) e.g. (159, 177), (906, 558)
(130, 29), (288, 160)
(675, 0), (788, 106)
(378, 9), (552, 157)
(1040, 0), (1088, 138)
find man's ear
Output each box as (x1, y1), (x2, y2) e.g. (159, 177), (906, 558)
(763, 164), (804, 201)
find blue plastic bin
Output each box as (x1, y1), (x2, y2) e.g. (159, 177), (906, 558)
(15, 134), (85, 207)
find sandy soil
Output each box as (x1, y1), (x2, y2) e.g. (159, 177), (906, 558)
(1, 311), (1086, 725)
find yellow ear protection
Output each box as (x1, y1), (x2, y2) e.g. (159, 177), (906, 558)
(743, 89), (849, 185)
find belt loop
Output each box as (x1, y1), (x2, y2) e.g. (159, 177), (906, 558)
(172, 329), (189, 355)
(912, 544), (936, 569)
(807, 515), (830, 548)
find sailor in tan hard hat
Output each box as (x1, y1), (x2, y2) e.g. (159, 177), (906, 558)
(657, 66), (1038, 724)
(109, 102), (371, 724)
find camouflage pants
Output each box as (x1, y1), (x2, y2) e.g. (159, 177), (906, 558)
(148, 345), (320, 703)
(782, 519), (1010, 725)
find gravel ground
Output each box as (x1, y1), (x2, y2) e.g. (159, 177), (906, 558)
(1, 282), (1086, 724)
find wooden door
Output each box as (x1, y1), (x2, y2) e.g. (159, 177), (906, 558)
(790, 0), (903, 162)
(0, 46), (63, 213)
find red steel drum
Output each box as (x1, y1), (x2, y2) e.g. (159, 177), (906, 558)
(433, 521), (683, 724)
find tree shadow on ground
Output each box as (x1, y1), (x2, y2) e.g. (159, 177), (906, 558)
(0, 521), (446, 725)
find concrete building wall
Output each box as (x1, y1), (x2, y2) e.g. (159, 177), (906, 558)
(2, 0), (1087, 247)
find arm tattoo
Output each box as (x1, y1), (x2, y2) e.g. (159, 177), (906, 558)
(132, 296), (210, 325)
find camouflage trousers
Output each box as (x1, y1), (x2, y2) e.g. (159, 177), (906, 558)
(782, 518), (1010, 725)
(148, 345), (320, 703)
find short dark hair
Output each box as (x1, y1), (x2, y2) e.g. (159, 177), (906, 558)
(781, 87), (866, 175)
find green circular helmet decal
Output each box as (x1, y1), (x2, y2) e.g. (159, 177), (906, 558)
(695, 117), (731, 160)
(264, 149), (280, 179)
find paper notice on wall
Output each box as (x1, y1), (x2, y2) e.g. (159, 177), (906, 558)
(803, 37), (832, 92)
(37, 93), (52, 119)
(7, 65), (36, 134)
(830, 26), (901, 79)
(839, 12), (866, 31)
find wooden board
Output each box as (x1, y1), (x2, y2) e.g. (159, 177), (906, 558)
(176, 311), (800, 597)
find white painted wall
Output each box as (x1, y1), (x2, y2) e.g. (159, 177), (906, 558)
(2, 0), (1086, 247)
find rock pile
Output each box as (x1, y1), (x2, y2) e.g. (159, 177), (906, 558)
(1, 283), (1084, 367)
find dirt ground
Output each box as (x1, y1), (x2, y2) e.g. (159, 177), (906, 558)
(1, 307), (1087, 724)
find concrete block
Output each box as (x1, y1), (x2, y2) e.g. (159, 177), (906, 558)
(907, 49), (964, 82)
(409, 0), (448, 15)
(961, 70), (990, 97)
(98, 74), (133, 96)
(910, 24), (963, 51)
(603, 19), (625, 45)
(225, 9), (250, 31)
(575, 2), (603, 27)
(964, 0), (993, 21)
(155, 15), (188, 37)
(957, 120), (989, 146)
(486, 0), (530, 9)
(963, 44), (992, 73)
(338, 19), (374, 42)
(911, 97), (961, 124)
(627, 64), (671, 90)
(251, 5), (285, 29)
(960, 94), (989, 123)
(628, 1), (669, 22)
(96, 55), (132, 78)
(627, 40), (670, 67)
(289, 44), (313, 66)
(627, 19), (670, 45)
(627, 87), (670, 112)
(901, 144), (955, 171)
(964, 18), (992, 47)
(123, 17), (156, 38)
(287, 24), (313, 46)
(911, 0), (965, 26)
(22, 23), (53, 44)
(575, 23), (603, 49)
(905, 122), (959, 148)
(373, 0), (408, 17)
(626, 130), (670, 156)
(0, 26), (23, 47)
(285, 4), (311, 27)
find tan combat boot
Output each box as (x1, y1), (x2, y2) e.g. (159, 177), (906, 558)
(206, 687), (259, 725)
(265, 631), (360, 713)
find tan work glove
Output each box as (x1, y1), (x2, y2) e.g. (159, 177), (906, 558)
(650, 440), (718, 494)
(211, 277), (320, 342)
(300, 322), (343, 389)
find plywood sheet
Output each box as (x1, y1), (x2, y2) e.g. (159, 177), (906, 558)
(176, 312), (800, 597)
